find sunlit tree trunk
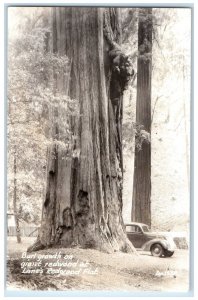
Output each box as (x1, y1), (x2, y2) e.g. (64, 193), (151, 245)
(132, 8), (152, 226)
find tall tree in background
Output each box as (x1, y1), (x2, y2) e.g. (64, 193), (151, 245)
(28, 7), (135, 253)
(132, 8), (152, 226)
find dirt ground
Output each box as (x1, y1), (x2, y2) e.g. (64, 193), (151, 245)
(6, 237), (189, 292)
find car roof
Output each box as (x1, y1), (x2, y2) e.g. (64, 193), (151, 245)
(125, 222), (148, 227)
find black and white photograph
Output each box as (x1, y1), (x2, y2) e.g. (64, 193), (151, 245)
(5, 3), (192, 295)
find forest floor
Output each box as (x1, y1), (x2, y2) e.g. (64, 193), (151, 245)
(6, 237), (189, 292)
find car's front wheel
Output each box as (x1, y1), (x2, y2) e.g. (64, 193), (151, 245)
(151, 243), (164, 257)
(164, 250), (174, 257)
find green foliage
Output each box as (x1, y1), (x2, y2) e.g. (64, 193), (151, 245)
(8, 8), (79, 224)
(122, 92), (135, 152)
(121, 8), (138, 45)
(121, 8), (138, 65)
(133, 124), (151, 151)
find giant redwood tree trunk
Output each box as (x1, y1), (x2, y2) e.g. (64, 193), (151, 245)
(132, 8), (152, 226)
(28, 7), (135, 253)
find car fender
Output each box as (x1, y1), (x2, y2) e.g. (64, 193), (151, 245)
(141, 238), (169, 251)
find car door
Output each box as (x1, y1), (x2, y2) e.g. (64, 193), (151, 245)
(126, 225), (144, 248)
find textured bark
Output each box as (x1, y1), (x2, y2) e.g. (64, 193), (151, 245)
(28, 7), (135, 253)
(132, 8), (152, 226)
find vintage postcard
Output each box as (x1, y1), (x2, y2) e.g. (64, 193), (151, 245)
(5, 3), (192, 296)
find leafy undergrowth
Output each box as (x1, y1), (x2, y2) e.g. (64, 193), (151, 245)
(6, 241), (189, 292)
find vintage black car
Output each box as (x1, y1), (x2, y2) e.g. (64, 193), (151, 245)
(125, 222), (175, 257)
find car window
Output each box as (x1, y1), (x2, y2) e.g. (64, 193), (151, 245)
(135, 225), (142, 233)
(142, 225), (149, 232)
(126, 225), (136, 232)
(126, 225), (142, 233)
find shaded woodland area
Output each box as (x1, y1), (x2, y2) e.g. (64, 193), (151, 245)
(7, 7), (190, 253)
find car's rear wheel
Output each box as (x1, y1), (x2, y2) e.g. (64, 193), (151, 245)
(151, 243), (164, 257)
(164, 250), (174, 257)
